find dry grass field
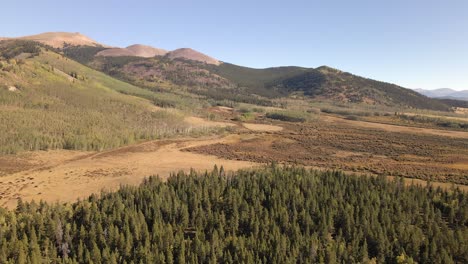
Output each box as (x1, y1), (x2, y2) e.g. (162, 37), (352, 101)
(0, 134), (257, 209)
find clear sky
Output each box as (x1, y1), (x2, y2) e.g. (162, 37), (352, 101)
(2, 0), (467, 90)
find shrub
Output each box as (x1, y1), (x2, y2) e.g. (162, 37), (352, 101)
(345, 115), (359, 120)
(266, 111), (307, 122)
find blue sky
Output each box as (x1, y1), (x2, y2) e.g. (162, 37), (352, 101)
(2, 0), (467, 90)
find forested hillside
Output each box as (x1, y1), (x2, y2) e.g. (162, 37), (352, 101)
(0, 40), (191, 154)
(312, 66), (450, 110)
(0, 166), (466, 263)
(62, 45), (452, 111)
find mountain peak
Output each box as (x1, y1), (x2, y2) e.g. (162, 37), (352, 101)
(316, 66), (342, 74)
(95, 45), (220, 64)
(126, 44), (168, 57)
(96, 44), (168, 58)
(167, 48), (220, 65)
(11, 32), (105, 48)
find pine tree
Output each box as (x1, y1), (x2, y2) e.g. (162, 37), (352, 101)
(91, 241), (102, 263)
(29, 227), (41, 264)
(17, 242), (27, 264)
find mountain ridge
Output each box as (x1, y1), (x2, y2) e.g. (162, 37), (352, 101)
(1, 32), (221, 65)
(96, 44), (168, 58)
(0, 32), (107, 48)
(414, 88), (468, 101)
(167, 48), (220, 65)
(0, 32), (454, 111)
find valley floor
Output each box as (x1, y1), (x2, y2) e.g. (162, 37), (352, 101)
(1, 113), (467, 209)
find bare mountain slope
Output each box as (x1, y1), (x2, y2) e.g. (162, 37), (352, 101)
(167, 48), (220, 65)
(4, 32), (106, 48)
(96, 45), (219, 65)
(97, 44), (168, 58)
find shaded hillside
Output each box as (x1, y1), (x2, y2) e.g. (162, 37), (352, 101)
(310, 66), (450, 110)
(265, 69), (326, 96)
(0, 40), (189, 154)
(207, 63), (309, 87)
(207, 64), (450, 110)
(437, 98), (468, 108)
(63, 45), (108, 64)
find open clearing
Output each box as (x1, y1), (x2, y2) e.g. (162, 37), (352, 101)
(242, 123), (283, 132)
(184, 116), (235, 128)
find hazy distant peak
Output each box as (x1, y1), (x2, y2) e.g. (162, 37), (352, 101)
(414, 88), (468, 100)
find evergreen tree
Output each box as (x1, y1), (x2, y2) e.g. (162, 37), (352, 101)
(0, 166), (465, 263)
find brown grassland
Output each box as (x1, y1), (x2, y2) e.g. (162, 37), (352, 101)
(1, 109), (467, 209)
(187, 113), (468, 185)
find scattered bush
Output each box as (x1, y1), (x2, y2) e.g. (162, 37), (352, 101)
(345, 115), (359, 120)
(306, 108), (320, 114)
(251, 107), (265, 113)
(396, 114), (468, 130)
(0, 40), (41, 60)
(234, 111), (256, 122)
(321, 107), (373, 117)
(266, 111), (307, 122)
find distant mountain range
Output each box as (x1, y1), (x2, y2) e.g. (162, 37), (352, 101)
(0, 32), (458, 111)
(414, 88), (468, 101)
(1, 32), (220, 65)
(96, 45), (220, 65)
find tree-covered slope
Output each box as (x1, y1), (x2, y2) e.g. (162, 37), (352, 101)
(211, 64), (450, 110)
(312, 66), (450, 110)
(0, 40), (188, 154)
(63, 45), (451, 111)
(205, 63), (311, 95)
(1, 166), (466, 263)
